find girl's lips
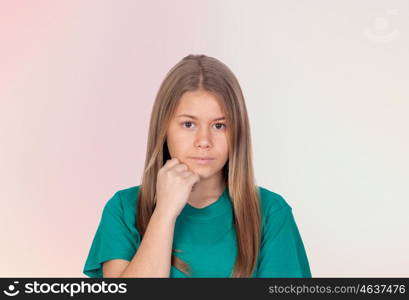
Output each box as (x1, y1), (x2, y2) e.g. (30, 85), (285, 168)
(189, 157), (215, 164)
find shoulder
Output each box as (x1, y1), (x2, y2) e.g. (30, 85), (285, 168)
(257, 185), (292, 217)
(103, 185), (141, 215)
(257, 186), (296, 237)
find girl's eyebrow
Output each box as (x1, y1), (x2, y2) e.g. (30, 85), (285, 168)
(177, 114), (226, 121)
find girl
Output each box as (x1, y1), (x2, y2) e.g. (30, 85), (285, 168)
(83, 54), (312, 278)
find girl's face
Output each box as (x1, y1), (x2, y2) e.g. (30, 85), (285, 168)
(166, 90), (229, 179)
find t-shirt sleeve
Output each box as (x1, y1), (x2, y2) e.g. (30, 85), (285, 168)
(83, 191), (141, 278)
(256, 203), (312, 278)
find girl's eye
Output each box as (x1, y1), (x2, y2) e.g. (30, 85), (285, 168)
(182, 121), (195, 128)
(213, 123), (226, 130)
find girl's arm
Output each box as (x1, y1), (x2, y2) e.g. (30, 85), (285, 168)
(103, 209), (177, 278)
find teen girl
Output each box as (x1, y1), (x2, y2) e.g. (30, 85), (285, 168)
(83, 54), (312, 278)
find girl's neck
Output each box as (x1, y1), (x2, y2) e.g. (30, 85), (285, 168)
(187, 173), (225, 208)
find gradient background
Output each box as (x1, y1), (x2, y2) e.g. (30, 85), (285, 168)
(1, 0), (408, 277)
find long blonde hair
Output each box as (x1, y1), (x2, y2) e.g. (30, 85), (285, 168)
(137, 54), (261, 277)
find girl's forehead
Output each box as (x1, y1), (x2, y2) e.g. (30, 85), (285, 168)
(176, 92), (224, 113)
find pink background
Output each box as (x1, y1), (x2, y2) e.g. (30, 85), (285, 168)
(1, 1), (408, 277)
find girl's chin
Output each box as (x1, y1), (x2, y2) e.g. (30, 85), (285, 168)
(193, 169), (217, 180)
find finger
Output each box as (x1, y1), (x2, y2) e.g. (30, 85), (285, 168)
(171, 163), (189, 173)
(187, 172), (201, 183)
(162, 158), (180, 170)
(179, 170), (193, 178)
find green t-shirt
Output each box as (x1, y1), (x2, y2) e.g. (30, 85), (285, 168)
(83, 185), (312, 278)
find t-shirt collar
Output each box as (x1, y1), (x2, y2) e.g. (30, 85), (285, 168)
(179, 186), (231, 220)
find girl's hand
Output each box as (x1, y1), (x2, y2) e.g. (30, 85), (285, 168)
(155, 158), (200, 219)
